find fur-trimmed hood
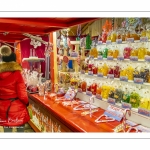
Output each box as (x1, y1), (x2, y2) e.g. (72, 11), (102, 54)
(0, 61), (22, 73)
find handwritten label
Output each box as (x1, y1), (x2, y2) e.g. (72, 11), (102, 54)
(70, 52), (78, 57)
(130, 56), (138, 61)
(107, 74), (114, 79)
(104, 105), (124, 121)
(138, 108), (150, 117)
(95, 93), (102, 100)
(117, 56), (124, 61)
(134, 78), (143, 84)
(97, 55), (103, 60)
(106, 40), (112, 45)
(126, 38), (134, 43)
(88, 71), (93, 76)
(145, 56), (150, 62)
(140, 37), (148, 42)
(116, 39), (122, 44)
(107, 56), (113, 60)
(97, 41), (102, 45)
(78, 88), (82, 93)
(120, 76), (128, 82)
(122, 102), (131, 109)
(97, 73), (103, 77)
(81, 70), (85, 74)
(107, 98), (116, 105)
(86, 91), (92, 96)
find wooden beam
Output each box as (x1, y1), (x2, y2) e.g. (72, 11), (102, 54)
(0, 18), (68, 28)
(81, 21), (94, 34)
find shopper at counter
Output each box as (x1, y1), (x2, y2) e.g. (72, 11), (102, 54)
(0, 45), (30, 132)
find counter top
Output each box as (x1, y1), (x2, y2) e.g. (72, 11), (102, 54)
(28, 93), (122, 132)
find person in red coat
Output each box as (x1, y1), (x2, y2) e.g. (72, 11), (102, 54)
(0, 45), (30, 132)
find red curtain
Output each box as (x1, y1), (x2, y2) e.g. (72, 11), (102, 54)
(20, 36), (49, 77)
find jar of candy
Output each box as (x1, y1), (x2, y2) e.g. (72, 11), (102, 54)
(111, 30), (117, 42)
(114, 88), (124, 103)
(123, 43), (133, 59)
(102, 47), (108, 58)
(102, 63), (109, 76)
(137, 43), (147, 60)
(129, 91), (141, 108)
(113, 46), (119, 59)
(114, 65), (120, 78)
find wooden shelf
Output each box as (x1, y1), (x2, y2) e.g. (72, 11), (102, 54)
(22, 58), (45, 62)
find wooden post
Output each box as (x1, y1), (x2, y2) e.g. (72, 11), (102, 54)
(14, 41), (21, 65)
(49, 32), (58, 92)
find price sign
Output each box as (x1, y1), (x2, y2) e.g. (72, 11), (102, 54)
(70, 52), (78, 57)
(86, 91), (92, 96)
(88, 71), (93, 76)
(138, 108), (150, 117)
(116, 39), (122, 44)
(126, 38), (134, 43)
(63, 56), (69, 64)
(117, 56), (124, 61)
(95, 93), (102, 100)
(134, 78), (143, 84)
(107, 56), (113, 60)
(104, 105), (124, 121)
(97, 73), (103, 77)
(140, 37), (148, 42)
(107, 98), (116, 105)
(97, 55), (103, 60)
(64, 88), (76, 100)
(145, 56), (150, 62)
(130, 56), (138, 61)
(106, 40), (112, 45)
(122, 102), (131, 109)
(97, 41), (103, 45)
(136, 125), (150, 132)
(107, 74), (114, 79)
(120, 76), (128, 82)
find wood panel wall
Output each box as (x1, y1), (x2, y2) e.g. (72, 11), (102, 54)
(82, 18), (125, 37)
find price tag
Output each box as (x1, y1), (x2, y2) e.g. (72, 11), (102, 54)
(117, 56), (124, 61)
(81, 70), (85, 74)
(145, 56), (150, 62)
(97, 41), (103, 45)
(136, 125), (150, 132)
(106, 40), (112, 45)
(88, 71), (93, 76)
(97, 55), (103, 60)
(122, 102), (131, 109)
(86, 91), (92, 96)
(116, 39), (122, 44)
(107, 56), (113, 60)
(138, 108), (150, 117)
(78, 88), (82, 93)
(64, 88), (76, 100)
(126, 38), (134, 43)
(130, 56), (138, 61)
(120, 76), (128, 82)
(140, 37), (148, 42)
(107, 98), (116, 105)
(134, 78), (143, 84)
(97, 73), (103, 77)
(104, 105), (124, 121)
(70, 52), (78, 57)
(125, 120), (137, 127)
(95, 93), (102, 100)
(107, 74), (114, 79)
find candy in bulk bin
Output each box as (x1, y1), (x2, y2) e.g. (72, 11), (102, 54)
(122, 84), (130, 103)
(123, 42), (133, 59)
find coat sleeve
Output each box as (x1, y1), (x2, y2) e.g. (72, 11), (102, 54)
(16, 71), (29, 106)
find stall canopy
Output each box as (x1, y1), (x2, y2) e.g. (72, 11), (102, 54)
(0, 18), (99, 43)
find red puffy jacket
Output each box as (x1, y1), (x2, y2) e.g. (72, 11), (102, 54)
(0, 62), (30, 126)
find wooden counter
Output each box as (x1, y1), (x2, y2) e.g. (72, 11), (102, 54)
(28, 93), (121, 132)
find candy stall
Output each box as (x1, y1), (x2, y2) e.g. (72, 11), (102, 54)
(1, 17), (150, 132)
